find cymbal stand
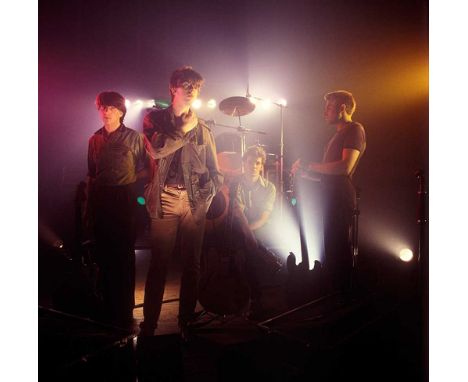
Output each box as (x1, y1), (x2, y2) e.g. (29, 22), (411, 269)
(248, 95), (286, 216)
(207, 119), (267, 172)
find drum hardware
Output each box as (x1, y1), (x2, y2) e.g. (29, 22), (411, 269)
(214, 95), (267, 160)
(244, 92), (287, 216)
(218, 96), (256, 117)
(215, 93), (285, 214)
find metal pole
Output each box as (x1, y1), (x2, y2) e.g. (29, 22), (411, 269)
(280, 104), (284, 217)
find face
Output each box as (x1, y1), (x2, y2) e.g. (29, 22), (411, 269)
(323, 99), (342, 125)
(98, 105), (123, 126)
(245, 156), (264, 178)
(171, 81), (200, 105)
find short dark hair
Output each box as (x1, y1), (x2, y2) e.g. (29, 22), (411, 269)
(243, 145), (267, 165)
(169, 66), (204, 90)
(95, 91), (127, 123)
(324, 90), (356, 115)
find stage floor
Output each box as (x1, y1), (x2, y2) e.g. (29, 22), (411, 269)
(40, 248), (426, 381)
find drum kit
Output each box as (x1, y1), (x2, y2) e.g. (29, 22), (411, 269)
(200, 96), (287, 316)
(209, 96), (282, 199)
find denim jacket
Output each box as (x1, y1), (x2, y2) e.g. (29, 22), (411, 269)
(143, 107), (224, 223)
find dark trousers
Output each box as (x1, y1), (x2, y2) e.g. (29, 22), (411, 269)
(321, 178), (356, 292)
(93, 184), (137, 324)
(142, 187), (206, 330)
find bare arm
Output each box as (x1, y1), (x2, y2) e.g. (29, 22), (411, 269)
(308, 148), (360, 176)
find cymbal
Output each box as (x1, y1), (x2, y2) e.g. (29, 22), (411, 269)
(219, 96), (255, 117)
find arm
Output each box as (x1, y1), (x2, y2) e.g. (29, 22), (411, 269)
(249, 210), (272, 231)
(205, 128), (224, 192)
(143, 111), (194, 160)
(135, 133), (153, 182)
(248, 183), (276, 231)
(84, 139), (97, 235)
(308, 148), (360, 176)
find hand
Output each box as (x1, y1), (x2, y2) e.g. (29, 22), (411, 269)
(290, 159), (303, 176)
(180, 109), (198, 134)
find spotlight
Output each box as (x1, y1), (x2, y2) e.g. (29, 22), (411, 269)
(125, 99), (131, 108)
(277, 98), (287, 107)
(53, 240), (64, 249)
(135, 99), (143, 105)
(146, 99), (155, 108)
(207, 99), (217, 109)
(248, 96), (257, 105)
(192, 99), (202, 109)
(399, 248), (413, 262)
(261, 99), (272, 109)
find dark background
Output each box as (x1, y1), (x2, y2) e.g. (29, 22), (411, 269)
(39, 0), (428, 260)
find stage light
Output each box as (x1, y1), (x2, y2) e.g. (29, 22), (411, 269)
(53, 240), (64, 249)
(399, 248), (413, 262)
(137, 196), (145, 205)
(191, 99), (202, 109)
(146, 99), (155, 108)
(207, 99), (217, 109)
(248, 96), (257, 105)
(135, 99), (143, 105)
(277, 98), (287, 107)
(125, 99), (131, 108)
(154, 99), (170, 109)
(261, 99), (272, 109)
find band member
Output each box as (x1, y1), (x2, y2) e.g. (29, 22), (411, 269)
(234, 146), (277, 319)
(236, 145), (276, 244)
(86, 91), (149, 327)
(139, 66), (223, 338)
(291, 90), (366, 292)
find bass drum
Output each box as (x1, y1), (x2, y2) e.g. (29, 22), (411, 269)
(200, 184), (250, 315)
(215, 132), (242, 153)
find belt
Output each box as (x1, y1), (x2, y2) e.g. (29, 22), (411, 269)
(165, 184), (186, 190)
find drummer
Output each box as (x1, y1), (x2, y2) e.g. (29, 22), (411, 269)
(236, 145), (276, 245)
(232, 145), (276, 319)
